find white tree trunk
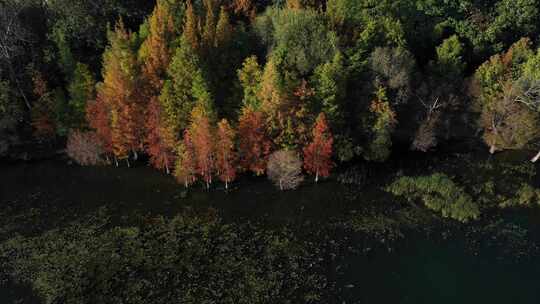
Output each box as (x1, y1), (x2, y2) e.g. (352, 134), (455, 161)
(165, 163), (170, 175)
(315, 171), (319, 183)
(489, 144), (497, 154)
(126, 158), (131, 168)
(114, 156), (119, 167)
(531, 150), (540, 163)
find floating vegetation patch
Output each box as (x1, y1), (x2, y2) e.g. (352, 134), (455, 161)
(385, 173), (480, 223)
(499, 183), (540, 208)
(0, 189), (79, 242)
(337, 165), (368, 187)
(342, 211), (405, 244)
(437, 155), (538, 210)
(330, 205), (441, 255)
(0, 209), (332, 304)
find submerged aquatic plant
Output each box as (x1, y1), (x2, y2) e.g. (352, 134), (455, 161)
(499, 183), (540, 208)
(0, 211), (328, 304)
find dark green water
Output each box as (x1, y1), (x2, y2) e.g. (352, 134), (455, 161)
(342, 236), (540, 303)
(1, 155), (540, 303)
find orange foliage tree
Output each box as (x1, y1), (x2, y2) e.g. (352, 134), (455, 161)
(238, 108), (271, 175)
(189, 106), (215, 189)
(146, 97), (177, 174)
(215, 118), (236, 189)
(184, 0), (201, 51)
(303, 112), (334, 182)
(97, 21), (143, 166)
(201, 0), (216, 53)
(232, 0), (256, 20)
(259, 61), (311, 149)
(86, 94), (113, 161)
(174, 130), (197, 188)
(140, 0), (176, 96)
(140, 1), (179, 172)
(183, 0), (234, 58)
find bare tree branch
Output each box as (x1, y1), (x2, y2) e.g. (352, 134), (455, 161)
(514, 78), (540, 111)
(0, 0), (32, 109)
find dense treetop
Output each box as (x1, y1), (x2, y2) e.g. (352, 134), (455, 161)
(2, 0), (540, 185)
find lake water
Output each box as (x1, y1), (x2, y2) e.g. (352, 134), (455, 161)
(1, 153), (540, 303)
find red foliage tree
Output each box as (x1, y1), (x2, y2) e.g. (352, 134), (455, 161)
(303, 113), (334, 182)
(174, 130), (197, 187)
(146, 97), (176, 174)
(189, 107), (215, 189)
(86, 95), (113, 161)
(238, 108), (271, 175)
(140, 3), (179, 173)
(215, 118), (236, 189)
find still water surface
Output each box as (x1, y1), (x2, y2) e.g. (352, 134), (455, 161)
(1, 156), (539, 303)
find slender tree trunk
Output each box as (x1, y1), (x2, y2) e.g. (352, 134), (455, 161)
(225, 180), (228, 190)
(132, 150), (138, 161)
(532, 150), (540, 163)
(115, 156), (119, 167)
(165, 160), (170, 174)
(279, 179), (283, 191)
(490, 120), (499, 155)
(126, 158), (131, 168)
(315, 171), (319, 183)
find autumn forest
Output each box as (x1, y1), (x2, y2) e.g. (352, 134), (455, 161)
(3, 0), (540, 189)
(3, 0), (540, 303)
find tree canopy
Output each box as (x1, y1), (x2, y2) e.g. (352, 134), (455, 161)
(4, 0), (540, 182)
